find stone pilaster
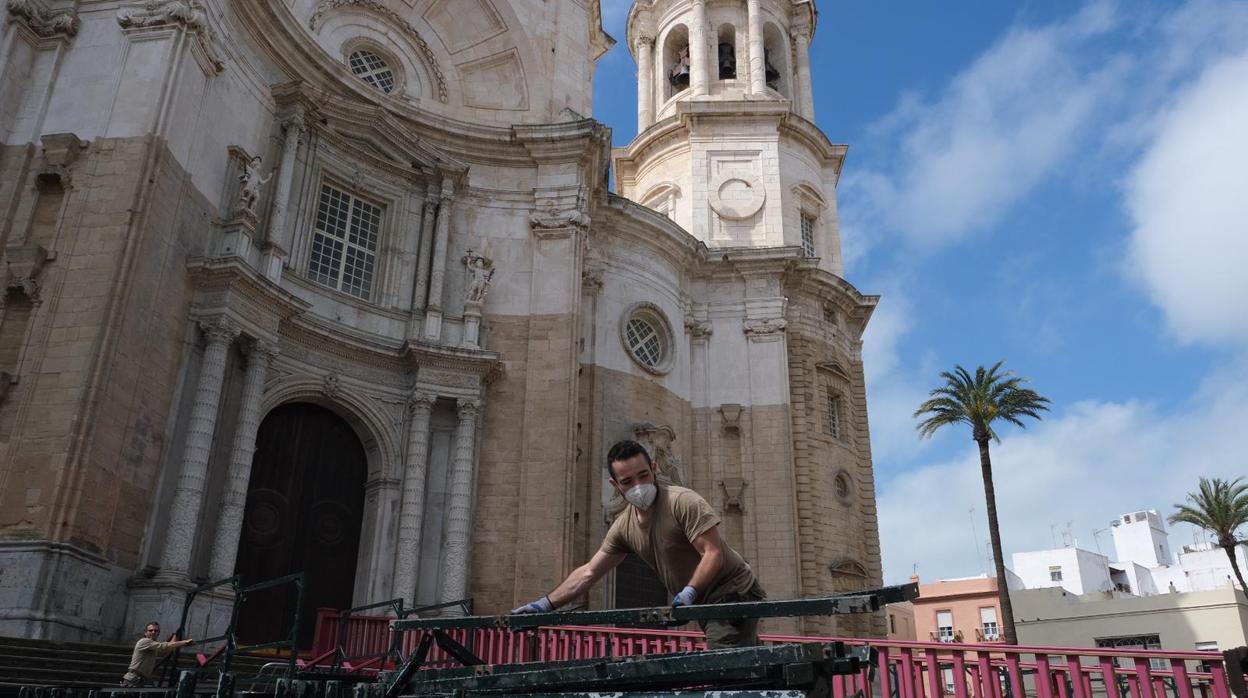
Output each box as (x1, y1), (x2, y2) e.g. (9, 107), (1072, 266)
(746, 0), (766, 94)
(422, 179), (454, 341)
(689, 0), (709, 97)
(207, 338), (277, 580)
(159, 317), (240, 575)
(392, 391), (436, 604)
(439, 398), (479, 604)
(261, 107), (306, 281)
(636, 36), (655, 130)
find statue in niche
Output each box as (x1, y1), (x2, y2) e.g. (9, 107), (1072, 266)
(669, 45), (690, 89)
(237, 156), (273, 216)
(461, 249), (495, 305)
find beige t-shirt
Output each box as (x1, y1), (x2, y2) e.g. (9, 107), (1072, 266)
(600, 485), (756, 603)
(126, 638), (174, 681)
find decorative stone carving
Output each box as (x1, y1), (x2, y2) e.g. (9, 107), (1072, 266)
(720, 477), (747, 513)
(743, 317), (787, 339)
(581, 265), (604, 294)
(461, 250), (495, 306)
(529, 199), (591, 233)
(117, 0), (206, 29)
(719, 404), (742, 434)
(632, 423), (684, 486)
(322, 372), (341, 399)
(236, 156), (273, 217)
(684, 316), (712, 340)
(4, 244), (48, 300)
(308, 0), (448, 103)
(7, 0), (78, 38)
(37, 133), (85, 189)
(708, 172), (766, 221)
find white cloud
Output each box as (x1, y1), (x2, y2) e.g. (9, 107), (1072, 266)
(841, 2), (1125, 255)
(1124, 50), (1248, 347)
(878, 360), (1248, 583)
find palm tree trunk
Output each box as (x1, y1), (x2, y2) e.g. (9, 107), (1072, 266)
(1221, 543), (1248, 595)
(977, 438), (1019, 644)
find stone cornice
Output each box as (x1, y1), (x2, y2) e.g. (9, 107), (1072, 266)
(187, 256), (309, 337)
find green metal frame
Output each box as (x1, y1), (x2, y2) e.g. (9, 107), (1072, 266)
(391, 583), (918, 632)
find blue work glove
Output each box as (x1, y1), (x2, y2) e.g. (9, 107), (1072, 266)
(510, 595), (554, 615)
(671, 585), (698, 608)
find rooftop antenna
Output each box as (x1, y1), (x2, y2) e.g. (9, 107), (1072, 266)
(1050, 523), (1059, 549)
(969, 508), (986, 575)
(1062, 520), (1075, 547)
(1092, 527), (1109, 557)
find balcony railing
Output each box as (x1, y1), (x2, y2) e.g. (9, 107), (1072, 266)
(311, 608), (1234, 698)
(931, 629), (965, 643)
(975, 627), (1003, 643)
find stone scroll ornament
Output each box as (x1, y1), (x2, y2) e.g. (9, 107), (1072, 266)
(461, 250), (495, 305)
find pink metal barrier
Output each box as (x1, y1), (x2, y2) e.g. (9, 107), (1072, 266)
(310, 608), (1233, 698)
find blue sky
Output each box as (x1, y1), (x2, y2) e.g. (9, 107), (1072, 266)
(592, 1), (1248, 583)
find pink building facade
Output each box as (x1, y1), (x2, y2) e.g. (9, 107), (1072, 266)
(912, 575), (1004, 643)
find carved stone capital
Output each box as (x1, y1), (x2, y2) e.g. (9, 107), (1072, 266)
(407, 390), (436, 413)
(633, 35), (654, 52)
(581, 265), (604, 295)
(7, 0), (78, 38)
(743, 317), (787, 340)
(199, 317), (239, 345)
(246, 338), (280, 364)
(684, 317), (713, 340)
(456, 398), (480, 419)
(322, 372), (341, 399)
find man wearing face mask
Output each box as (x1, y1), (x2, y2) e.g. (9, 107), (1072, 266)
(509, 439), (766, 647)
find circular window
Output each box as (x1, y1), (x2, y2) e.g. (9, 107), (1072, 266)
(620, 303), (674, 375)
(833, 471), (852, 501)
(348, 49), (396, 94)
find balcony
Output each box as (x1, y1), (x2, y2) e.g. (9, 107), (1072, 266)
(930, 629), (964, 643)
(975, 626), (1003, 642)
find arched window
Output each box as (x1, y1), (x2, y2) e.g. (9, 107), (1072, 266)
(717, 24), (736, 80)
(663, 25), (691, 99)
(348, 48), (396, 94)
(762, 24), (789, 95)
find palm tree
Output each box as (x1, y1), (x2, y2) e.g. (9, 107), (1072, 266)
(1169, 477), (1248, 594)
(914, 362), (1050, 645)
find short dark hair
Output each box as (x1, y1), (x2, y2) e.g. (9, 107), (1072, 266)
(606, 440), (651, 480)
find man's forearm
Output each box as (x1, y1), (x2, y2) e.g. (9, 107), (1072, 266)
(546, 564), (597, 608)
(685, 548), (724, 595)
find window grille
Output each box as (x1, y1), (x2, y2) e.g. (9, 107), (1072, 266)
(824, 392), (842, 439)
(348, 49), (396, 93)
(801, 213), (816, 257)
(310, 183), (381, 300)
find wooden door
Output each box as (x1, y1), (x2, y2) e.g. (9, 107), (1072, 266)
(234, 403), (367, 647)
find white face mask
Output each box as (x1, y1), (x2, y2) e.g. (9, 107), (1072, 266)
(624, 483), (658, 511)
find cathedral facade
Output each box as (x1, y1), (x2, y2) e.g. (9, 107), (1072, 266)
(0, 0), (884, 643)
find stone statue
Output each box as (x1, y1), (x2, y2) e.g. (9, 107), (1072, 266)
(461, 249), (495, 305)
(237, 156), (272, 216)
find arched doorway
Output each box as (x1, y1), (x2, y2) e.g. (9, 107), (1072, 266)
(235, 402), (368, 647)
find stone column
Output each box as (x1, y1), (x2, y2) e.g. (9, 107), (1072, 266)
(392, 391), (436, 604)
(636, 36), (655, 130)
(689, 0), (709, 97)
(160, 318), (240, 575)
(261, 107), (306, 282)
(439, 398), (480, 604)
(407, 197), (438, 340)
(746, 0), (766, 94)
(422, 179), (454, 341)
(793, 26), (815, 119)
(206, 338), (277, 580)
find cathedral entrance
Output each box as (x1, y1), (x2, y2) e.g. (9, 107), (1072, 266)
(235, 403), (367, 647)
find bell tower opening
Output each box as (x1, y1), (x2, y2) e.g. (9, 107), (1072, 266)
(717, 24), (737, 80)
(664, 24), (691, 99)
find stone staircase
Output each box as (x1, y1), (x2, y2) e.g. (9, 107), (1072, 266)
(0, 637), (280, 697)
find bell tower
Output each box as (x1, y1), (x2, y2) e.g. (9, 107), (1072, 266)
(615, 0), (843, 274)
